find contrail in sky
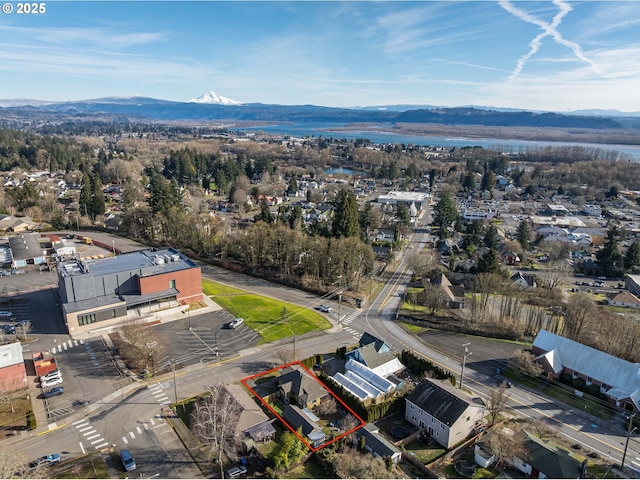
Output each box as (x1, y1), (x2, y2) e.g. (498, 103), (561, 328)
(499, 0), (597, 81)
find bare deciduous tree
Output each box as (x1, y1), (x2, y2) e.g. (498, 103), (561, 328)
(190, 383), (242, 479)
(419, 283), (447, 315)
(0, 377), (26, 414)
(510, 350), (543, 378)
(562, 293), (595, 340)
(487, 426), (527, 469)
(486, 385), (508, 427)
(315, 396), (337, 416)
(333, 446), (390, 479)
(117, 323), (165, 374)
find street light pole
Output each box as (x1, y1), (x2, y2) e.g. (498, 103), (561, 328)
(460, 342), (472, 390)
(622, 413), (637, 471)
(171, 360), (178, 407)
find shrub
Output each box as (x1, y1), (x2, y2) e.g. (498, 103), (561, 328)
(586, 384), (601, 397)
(26, 409), (36, 430)
(572, 377), (586, 390)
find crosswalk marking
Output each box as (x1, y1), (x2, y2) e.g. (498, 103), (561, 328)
(122, 437), (128, 445)
(136, 426), (142, 434)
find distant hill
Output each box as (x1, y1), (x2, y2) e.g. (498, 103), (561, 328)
(0, 96), (630, 130)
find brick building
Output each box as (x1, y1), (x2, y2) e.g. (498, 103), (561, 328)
(58, 248), (202, 337)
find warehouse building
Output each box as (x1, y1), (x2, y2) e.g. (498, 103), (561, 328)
(58, 248), (202, 337)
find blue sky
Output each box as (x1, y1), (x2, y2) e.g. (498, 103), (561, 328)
(1, 1), (640, 111)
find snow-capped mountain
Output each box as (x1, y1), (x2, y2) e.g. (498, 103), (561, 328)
(188, 90), (242, 105)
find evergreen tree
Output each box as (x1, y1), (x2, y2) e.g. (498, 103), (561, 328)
(625, 239), (640, 269)
(286, 176), (298, 196)
(332, 188), (359, 238)
(484, 225), (499, 249)
(432, 192), (458, 239)
(481, 170), (496, 192)
(597, 226), (624, 277)
(90, 173), (105, 219)
(478, 248), (501, 273)
(517, 219), (532, 251)
(289, 204), (303, 230)
(462, 172), (475, 191)
(396, 203), (411, 226)
(359, 201), (375, 241)
(79, 171), (92, 217)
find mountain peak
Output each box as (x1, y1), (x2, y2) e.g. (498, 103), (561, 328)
(189, 90), (241, 105)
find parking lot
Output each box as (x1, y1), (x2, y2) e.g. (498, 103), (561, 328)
(153, 308), (262, 371)
(39, 337), (130, 423)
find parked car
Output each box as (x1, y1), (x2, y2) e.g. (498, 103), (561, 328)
(40, 370), (62, 382)
(42, 387), (64, 399)
(226, 466), (247, 478)
(41, 377), (63, 388)
(11, 269), (25, 275)
(2, 324), (15, 334)
(29, 453), (61, 469)
(227, 318), (244, 329)
(0, 311), (12, 317)
(120, 449), (136, 471)
(317, 305), (332, 313)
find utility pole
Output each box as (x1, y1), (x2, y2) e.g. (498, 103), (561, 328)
(460, 342), (472, 390)
(622, 413), (637, 471)
(171, 360), (178, 408)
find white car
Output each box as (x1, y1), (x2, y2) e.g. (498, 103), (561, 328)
(318, 305), (332, 313)
(227, 318), (244, 329)
(0, 311), (12, 317)
(40, 370), (62, 382)
(41, 376), (63, 388)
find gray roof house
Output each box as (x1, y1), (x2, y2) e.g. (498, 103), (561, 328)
(475, 428), (586, 479)
(354, 423), (402, 464)
(277, 366), (329, 409)
(405, 377), (485, 448)
(533, 330), (640, 413)
(282, 404), (326, 448)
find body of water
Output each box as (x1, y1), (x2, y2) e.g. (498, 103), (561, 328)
(235, 123), (640, 161)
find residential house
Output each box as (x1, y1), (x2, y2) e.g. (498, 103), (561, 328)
(532, 330), (640, 413)
(474, 428), (586, 478)
(277, 366), (329, 409)
(224, 384), (276, 443)
(502, 251), (521, 266)
(0, 214), (37, 233)
(354, 423), (402, 464)
(405, 377), (485, 448)
(282, 404), (326, 448)
(606, 291), (640, 309)
(0, 342), (27, 391)
(346, 332), (404, 377)
(583, 204), (602, 217)
(433, 274), (465, 309)
(510, 272), (537, 289)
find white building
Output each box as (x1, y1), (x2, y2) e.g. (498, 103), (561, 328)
(583, 204), (602, 216)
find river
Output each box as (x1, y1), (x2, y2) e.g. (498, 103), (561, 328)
(234, 123), (640, 161)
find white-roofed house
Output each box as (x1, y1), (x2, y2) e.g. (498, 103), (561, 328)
(532, 330), (640, 413)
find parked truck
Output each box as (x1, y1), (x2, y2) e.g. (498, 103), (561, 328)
(32, 352), (58, 377)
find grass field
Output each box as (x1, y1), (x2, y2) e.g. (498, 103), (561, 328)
(202, 279), (331, 343)
(399, 321), (427, 334)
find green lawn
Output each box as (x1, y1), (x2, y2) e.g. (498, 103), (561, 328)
(541, 384), (613, 420)
(281, 457), (327, 479)
(399, 321), (427, 334)
(403, 439), (446, 464)
(202, 279), (331, 343)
